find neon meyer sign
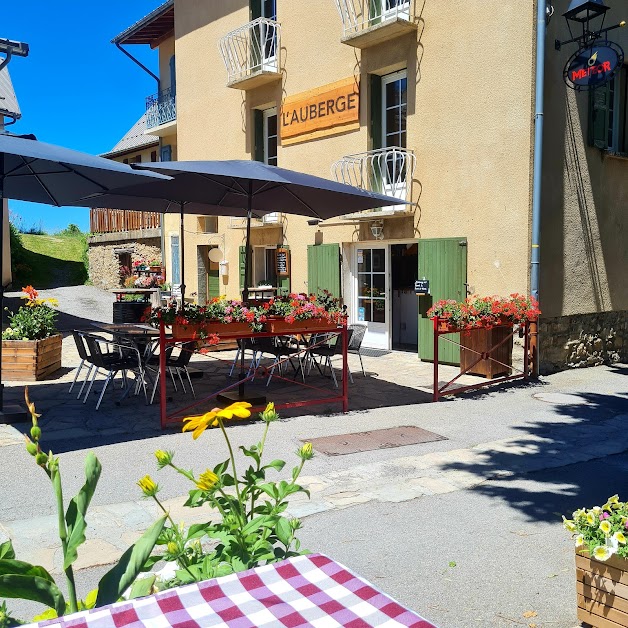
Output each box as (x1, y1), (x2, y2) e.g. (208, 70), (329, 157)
(280, 77), (359, 144)
(564, 42), (624, 91)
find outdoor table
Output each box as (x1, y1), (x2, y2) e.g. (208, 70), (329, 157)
(27, 554), (436, 627)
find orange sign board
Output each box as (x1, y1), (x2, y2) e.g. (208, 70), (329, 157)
(280, 77), (360, 145)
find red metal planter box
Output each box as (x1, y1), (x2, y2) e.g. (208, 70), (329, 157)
(266, 318), (339, 334)
(171, 322), (252, 339)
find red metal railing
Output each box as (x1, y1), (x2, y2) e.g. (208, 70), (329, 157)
(158, 321), (349, 429)
(432, 317), (537, 402)
(90, 208), (161, 234)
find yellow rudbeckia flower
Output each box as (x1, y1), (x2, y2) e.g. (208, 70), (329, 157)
(196, 469), (219, 491)
(182, 402), (252, 439)
(137, 475), (159, 497)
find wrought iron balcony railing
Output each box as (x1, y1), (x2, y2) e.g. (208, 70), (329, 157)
(333, 0), (414, 41)
(145, 87), (176, 129)
(218, 17), (281, 87)
(331, 147), (416, 207)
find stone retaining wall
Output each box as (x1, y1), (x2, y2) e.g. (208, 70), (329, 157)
(540, 310), (628, 374)
(88, 237), (161, 291)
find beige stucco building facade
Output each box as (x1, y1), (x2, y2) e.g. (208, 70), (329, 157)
(114, 0), (628, 371)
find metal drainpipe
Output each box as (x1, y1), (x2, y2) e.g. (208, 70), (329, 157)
(113, 41), (166, 273)
(530, 0), (548, 376)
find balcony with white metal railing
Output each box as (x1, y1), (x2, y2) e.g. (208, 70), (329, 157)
(218, 18), (282, 90)
(333, 0), (417, 48)
(145, 87), (176, 134)
(332, 147), (415, 215)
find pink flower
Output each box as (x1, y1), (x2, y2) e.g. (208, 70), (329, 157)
(600, 512), (610, 520)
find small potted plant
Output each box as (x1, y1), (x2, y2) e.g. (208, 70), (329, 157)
(563, 495), (628, 626)
(148, 259), (162, 272)
(1, 286), (62, 381)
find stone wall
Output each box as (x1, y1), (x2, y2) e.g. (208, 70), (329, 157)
(540, 311), (628, 374)
(88, 237), (161, 291)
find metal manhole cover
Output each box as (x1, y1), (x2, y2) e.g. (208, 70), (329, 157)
(307, 426), (447, 456)
(533, 393), (588, 405)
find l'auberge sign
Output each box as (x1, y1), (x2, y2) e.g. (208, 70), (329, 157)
(280, 76), (359, 145)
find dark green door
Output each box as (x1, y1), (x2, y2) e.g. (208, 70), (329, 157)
(418, 238), (467, 365)
(307, 243), (341, 297)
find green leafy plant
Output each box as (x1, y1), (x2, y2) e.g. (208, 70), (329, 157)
(563, 494), (628, 561)
(1, 286), (58, 341)
(0, 390), (166, 623)
(139, 401), (313, 588)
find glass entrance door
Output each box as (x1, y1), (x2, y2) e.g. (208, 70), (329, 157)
(356, 246), (389, 349)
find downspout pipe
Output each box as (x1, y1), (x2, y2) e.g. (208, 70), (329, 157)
(113, 41), (166, 277)
(530, 0), (548, 375)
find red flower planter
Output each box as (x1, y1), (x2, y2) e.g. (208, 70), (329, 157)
(266, 318), (339, 334)
(171, 321), (251, 339)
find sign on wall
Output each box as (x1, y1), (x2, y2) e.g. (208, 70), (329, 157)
(276, 248), (290, 277)
(564, 42), (624, 91)
(280, 76), (360, 145)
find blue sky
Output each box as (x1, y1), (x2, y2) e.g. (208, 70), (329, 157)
(4, 1), (164, 232)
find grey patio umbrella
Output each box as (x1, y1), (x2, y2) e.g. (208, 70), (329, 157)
(0, 131), (170, 421)
(90, 160), (406, 302)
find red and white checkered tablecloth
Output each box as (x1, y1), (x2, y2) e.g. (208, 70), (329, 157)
(29, 554), (437, 627)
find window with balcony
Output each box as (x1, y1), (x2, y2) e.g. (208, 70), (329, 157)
(219, 0), (281, 88)
(334, 0), (416, 48)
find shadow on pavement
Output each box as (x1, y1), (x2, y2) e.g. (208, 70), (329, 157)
(437, 381), (628, 524)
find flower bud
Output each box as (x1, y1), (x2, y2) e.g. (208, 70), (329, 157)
(25, 441), (38, 456)
(35, 452), (48, 467)
(297, 442), (314, 461)
(154, 450), (173, 469)
(30, 426), (41, 442)
(260, 401), (279, 423)
(289, 518), (302, 531)
(137, 475), (159, 497)
(196, 469), (219, 491)
(166, 541), (178, 555)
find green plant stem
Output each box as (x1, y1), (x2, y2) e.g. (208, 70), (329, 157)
(51, 467), (78, 614)
(152, 496), (197, 581)
(250, 421), (271, 517)
(217, 418), (245, 524)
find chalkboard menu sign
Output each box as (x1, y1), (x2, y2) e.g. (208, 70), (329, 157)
(276, 248), (290, 277)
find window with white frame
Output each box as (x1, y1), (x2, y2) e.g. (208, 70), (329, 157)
(253, 245), (277, 286)
(382, 70), (407, 198)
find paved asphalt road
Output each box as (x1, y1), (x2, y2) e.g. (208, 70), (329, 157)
(1, 286), (627, 627)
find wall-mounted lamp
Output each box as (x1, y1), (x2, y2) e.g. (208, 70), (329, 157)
(307, 219), (322, 226)
(370, 220), (384, 240)
(556, 0), (625, 50)
(206, 233), (225, 263)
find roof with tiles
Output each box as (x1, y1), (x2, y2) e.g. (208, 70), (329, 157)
(101, 113), (159, 158)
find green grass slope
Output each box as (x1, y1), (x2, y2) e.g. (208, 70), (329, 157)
(11, 233), (88, 289)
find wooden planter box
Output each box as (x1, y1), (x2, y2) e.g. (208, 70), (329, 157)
(1, 334), (62, 381)
(459, 325), (513, 379)
(113, 301), (151, 324)
(576, 549), (628, 627)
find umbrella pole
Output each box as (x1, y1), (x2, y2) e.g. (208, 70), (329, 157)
(179, 202), (185, 304)
(242, 183), (253, 304)
(0, 164), (27, 423)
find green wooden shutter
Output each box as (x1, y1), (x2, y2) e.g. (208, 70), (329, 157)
(250, 0), (262, 19)
(254, 109), (264, 162)
(308, 243), (341, 298)
(589, 83), (611, 149)
(277, 244), (291, 295)
(208, 247), (220, 299)
(418, 238), (468, 365)
(239, 245), (247, 292)
(369, 74), (383, 198)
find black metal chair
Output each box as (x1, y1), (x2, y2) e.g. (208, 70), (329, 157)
(149, 341), (196, 404)
(348, 323), (367, 377)
(307, 329), (354, 388)
(69, 331), (91, 397)
(81, 334), (147, 409)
